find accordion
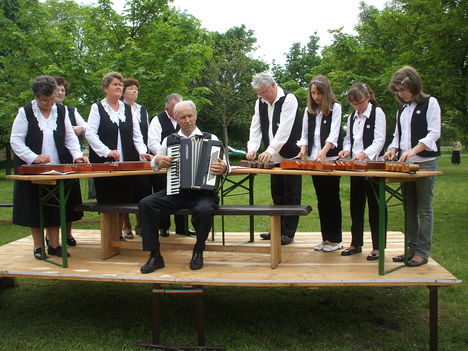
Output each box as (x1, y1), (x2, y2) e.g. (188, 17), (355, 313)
(166, 136), (224, 195)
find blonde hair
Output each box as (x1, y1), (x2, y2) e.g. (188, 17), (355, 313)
(307, 75), (336, 116)
(389, 66), (428, 104)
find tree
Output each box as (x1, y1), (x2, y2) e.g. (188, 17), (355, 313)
(191, 25), (267, 154)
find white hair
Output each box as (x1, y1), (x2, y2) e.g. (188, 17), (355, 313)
(173, 100), (197, 117)
(251, 71), (276, 89)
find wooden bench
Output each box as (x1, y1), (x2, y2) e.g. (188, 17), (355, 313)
(75, 202), (312, 268)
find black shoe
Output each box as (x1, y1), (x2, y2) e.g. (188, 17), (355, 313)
(176, 229), (196, 237)
(260, 233), (270, 240)
(67, 237), (77, 247)
(392, 254), (412, 262)
(47, 245), (70, 257)
(140, 253), (165, 274)
(341, 247), (362, 256)
(33, 247), (45, 260)
(189, 251), (204, 270)
(405, 258), (428, 267)
(159, 229), (169, 237)
(281, 235), (293, 245)
(366, 252), (379, 261)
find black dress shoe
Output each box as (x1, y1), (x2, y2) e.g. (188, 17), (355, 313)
(33, 247), (45, 260)
(159, 229), (169, 237)
(405, 258), (428, 267)
(260, 233), (270, 240)
(366, 252), (379, 261)
(189, 251), (204, 270)
(281, 235), (293, 245)
(341, 247), (362, 256)
(392, 254), (412, 262)
(47, 245), (70, 257)
(67, 237), (77, 247)
(140, 254), (165, 274)
(176, 229), (196, 237)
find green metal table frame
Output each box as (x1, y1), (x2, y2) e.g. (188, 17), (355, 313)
(37, 179), (78, 268)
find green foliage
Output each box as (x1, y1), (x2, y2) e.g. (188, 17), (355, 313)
(191, 25), (268, 150)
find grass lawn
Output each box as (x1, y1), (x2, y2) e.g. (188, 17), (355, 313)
(0, 151), (467, 351)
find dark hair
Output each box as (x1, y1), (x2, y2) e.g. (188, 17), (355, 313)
(347, 83), (378, 106)
(389, 66), (428, 104)
(307, 75), (337, 116)
(53, 76), (68, 94)
(31, 75), (58, 98)
(122, 78), (139, 95)
(102, 72), (123, 89)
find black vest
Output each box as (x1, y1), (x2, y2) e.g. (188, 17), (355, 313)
(349, 105), (384, 157)
(397, 97), (440, 158)
(139, 106), (149, 148)
(258, 90), (301, 159)
(89, 102), (139, 163)
(66, 105), (77, 126)
(157, 111), (180, 141)
(13, 102), (72, 170)
(306, 104), (342, 157)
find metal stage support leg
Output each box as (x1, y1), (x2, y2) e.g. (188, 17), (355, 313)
(428, 286), (439, 351)
(219, 174), (256, 245)
(135, 284), (226, 350)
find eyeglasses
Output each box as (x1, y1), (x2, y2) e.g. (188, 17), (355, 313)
(350, 99), (367, 106)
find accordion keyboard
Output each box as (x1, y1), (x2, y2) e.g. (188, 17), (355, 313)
(167, 144), (181, 195)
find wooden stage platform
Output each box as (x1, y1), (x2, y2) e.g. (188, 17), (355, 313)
(0, 230), (460, 288)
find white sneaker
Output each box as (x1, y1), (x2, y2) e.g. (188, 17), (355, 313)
(314, 241), (328, 251)
(322, 241), (344, 252)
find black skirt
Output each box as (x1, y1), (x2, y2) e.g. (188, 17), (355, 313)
(12, 179), (83, 228)
(451, 150), (461, 164)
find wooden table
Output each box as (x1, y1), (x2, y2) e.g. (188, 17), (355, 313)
(7, 167), (442, 273)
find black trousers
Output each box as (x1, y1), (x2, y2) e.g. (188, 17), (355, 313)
(150, 173), (186, 233)
(311, 175), (342, 243)
(270, 174), (302, 238)
(139, 189), (219, 253)
(349, 177), (387, 250)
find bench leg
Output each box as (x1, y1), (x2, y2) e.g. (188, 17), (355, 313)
(100, 213), (121, 259)
(270, 216), (281, 268)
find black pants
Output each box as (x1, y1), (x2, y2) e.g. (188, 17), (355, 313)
(312, 175), (342, 243)
(150, 173), (186, 233)
(349, 177), (387, 250)
(139, 189), (219, 253)
(270, 174), (302, 238)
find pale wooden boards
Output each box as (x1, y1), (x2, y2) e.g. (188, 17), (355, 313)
(0, 230), (460, 287)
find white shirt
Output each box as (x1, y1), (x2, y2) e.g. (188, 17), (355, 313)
(147, 110), (178, 155)
(247, 86), (299, 163)
(85, 99), (147, 159)
(10, 100), (83, 164)
(298, 102), (342, 161)
(387, 96), (441, 162)
(342, 103), (386, 160)
(154, 127), (230, 172)
(69, 106), (87, 130)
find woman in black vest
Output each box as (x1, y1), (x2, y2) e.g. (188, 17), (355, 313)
(54, 75), (88, 247)
(10, 75), (88, 260)
(86, 72), (152, 224)
(339, 83), (386, 260)
(120, 78), (152, 239)
(384, 66), (441, 267)
(297, 75), (343, 252)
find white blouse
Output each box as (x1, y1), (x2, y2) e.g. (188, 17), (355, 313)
(10, 100), (83, 165)
(85, 99), (147, 159)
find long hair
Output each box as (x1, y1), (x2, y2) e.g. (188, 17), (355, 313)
(307, 75), (336, 116)
(389, 66), (428, 104)
(347, 83), (378, 107)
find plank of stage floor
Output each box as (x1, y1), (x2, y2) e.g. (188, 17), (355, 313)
(0, 230), (460, 288)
